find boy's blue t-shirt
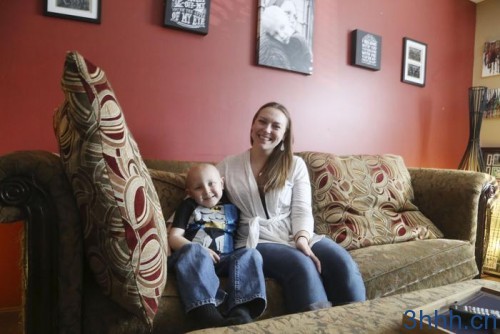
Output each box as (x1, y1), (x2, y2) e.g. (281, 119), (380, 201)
(172, 197), (238, 254)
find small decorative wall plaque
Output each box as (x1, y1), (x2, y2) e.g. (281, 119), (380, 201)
(164, 0), (211, 35)
(351, 29), (382, 71)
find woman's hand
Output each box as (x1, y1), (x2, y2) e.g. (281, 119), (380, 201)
(205, 247), (221, 264)
(295, 237), (321, 273)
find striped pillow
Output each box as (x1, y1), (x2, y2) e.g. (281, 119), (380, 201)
(53, 51), (168, 328)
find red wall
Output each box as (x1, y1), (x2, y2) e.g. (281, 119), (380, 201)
(0, 0), (476, 308)
(0, 0), (475, 167)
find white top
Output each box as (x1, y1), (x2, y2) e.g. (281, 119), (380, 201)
(217, 150), (323, 249)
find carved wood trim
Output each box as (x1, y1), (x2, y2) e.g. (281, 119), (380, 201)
(0, 176), (58, 334)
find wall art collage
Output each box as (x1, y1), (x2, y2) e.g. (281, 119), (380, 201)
(43, 0), (435, 87)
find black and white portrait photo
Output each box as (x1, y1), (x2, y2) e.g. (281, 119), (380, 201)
(401, 38), (427, 87)
(257, 0), (314, 75)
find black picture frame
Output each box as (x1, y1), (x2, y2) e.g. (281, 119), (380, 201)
(256, 0), (315, 75)
(44, 0), (101, 24)
(401, 37), (427, 87)
(351, 29), (382, 71)
(482, 147), (500, 276)
(164, 0), (211, 35)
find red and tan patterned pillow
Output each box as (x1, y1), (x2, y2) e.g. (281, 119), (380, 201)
(297, 152), (443, 250)
(53, 51), (168, 328)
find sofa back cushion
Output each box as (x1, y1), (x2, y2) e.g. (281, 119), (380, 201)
(149, 170), (187, 221)
(297, 152), (443, 250)
(53, 51), (168, 328)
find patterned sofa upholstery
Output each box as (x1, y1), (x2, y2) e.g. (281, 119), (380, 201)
(0, 150), (497, 333)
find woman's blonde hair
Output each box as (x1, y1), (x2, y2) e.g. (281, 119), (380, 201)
(251, 102), (293, 192)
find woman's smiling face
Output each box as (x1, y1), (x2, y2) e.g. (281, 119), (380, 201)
(250, 106), (288, 153)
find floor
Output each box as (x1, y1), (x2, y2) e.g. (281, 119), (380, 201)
(482, 273), (500, 282)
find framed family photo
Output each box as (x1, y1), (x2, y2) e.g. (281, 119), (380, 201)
(164, 0), (211, 35)
(401, 37), (427, 87)
(257, 0), (315, 75)
(44, 0), (101, 24)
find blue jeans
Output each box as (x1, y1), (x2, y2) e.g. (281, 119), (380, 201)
(257, 238), (366, 313)
(168, 243), (267, 317)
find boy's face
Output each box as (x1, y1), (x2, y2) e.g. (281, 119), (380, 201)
(186, 165), (224, 208)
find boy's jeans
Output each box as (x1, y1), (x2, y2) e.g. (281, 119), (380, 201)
(168, 243), (267, 316)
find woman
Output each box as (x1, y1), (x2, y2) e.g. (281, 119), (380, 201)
(217, 102), (366, 314)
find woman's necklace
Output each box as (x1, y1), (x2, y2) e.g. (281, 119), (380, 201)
(251, 160), (265, 179)
(251, 149), (267, 181)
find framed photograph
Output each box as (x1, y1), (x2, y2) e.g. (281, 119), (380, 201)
(257, 0), (315, 75)
(164, 0), (211, 35)
(351, 29), (382, 71)
(482, 40), (500, 77)
(44, 0), (101, 24)
(401, 37), (427, 87)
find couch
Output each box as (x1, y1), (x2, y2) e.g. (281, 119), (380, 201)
(0, 149), (497, 333)
(1, 51), (497, 333)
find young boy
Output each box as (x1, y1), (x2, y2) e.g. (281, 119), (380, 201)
(168, 163), (266, 329)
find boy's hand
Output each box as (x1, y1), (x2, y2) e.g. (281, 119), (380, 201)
(169, 227), (221, 263)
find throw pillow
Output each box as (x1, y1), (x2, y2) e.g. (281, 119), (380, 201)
(297, 152), (443, 250)
(53, 51), (168, 328)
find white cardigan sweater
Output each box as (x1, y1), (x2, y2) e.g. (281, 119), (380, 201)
(217, 150), (323, 249)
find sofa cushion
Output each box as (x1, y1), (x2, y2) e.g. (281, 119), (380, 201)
(53, 51), (168, 328)
(297, 152), (443, 250)
(350, 239), (478, 299)
(149, 170), (187, 221)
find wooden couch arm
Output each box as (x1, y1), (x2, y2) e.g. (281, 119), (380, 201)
(0, 150), (83, 334)
(408, 167), (498, 273)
